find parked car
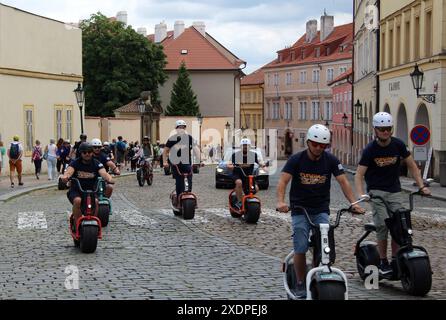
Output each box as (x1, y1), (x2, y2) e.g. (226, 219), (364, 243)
(215, 148), (269, 190)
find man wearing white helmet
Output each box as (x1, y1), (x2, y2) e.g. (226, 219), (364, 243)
(163, 120), (202, 205)
(227, 138), (264, 208)
(276, 124), (365, 298)
(355, 112), (431, 276)
(91, 138), (120, 198)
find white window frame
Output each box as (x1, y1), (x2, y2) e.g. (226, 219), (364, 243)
(327, 68), (334, 82)
(299, 102), (307, 120)
(286, 72), (292, 86)
(312, 69), (320, 83)
(300, 71), (307, 84)
(311, 101), (320, 120)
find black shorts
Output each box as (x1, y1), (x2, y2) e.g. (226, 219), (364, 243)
(67, 188), (81, 204)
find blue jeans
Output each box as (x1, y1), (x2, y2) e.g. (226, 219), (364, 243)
(172, 164), (192, 196)
(291, 213), (329, 254)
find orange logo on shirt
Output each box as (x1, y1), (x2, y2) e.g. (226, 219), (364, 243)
(300, 173), (327, 185)
(76, 171), (96, 179)
(374, 157), (398, 167)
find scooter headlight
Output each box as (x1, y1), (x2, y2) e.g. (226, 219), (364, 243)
(324, 247), (331, 254)
(217, 168), (224, 173)
(259, 169), (267, 175)
(408, 229), (413, 235)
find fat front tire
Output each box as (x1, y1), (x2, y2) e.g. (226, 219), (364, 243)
(244, 202), (260, 224)
(79, 225), (99, 253)
(182, 199), (195, 220)
(356, 245), (380, 280)
(400, 258), (432, 296)
(98, 204), (110, 227)
(311, 281), (346, 300)
(137, 169), (145, 186)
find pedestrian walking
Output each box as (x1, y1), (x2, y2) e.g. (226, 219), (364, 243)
(45, 139), (58, 180)
(0, 141), (6, 181)
(7, 135), (24, 188)
(31, 140), (43, 179)
(56, 138), (64, 173)
(115, 136), (126, 168)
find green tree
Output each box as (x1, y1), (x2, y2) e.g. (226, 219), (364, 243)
(165, 62), (200, 116)
(80, 13), (167, 116)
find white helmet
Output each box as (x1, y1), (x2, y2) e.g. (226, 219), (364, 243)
(175, 119), (187, 128)
(306, 124), (331, 144)
(91, 138), (102, 147)
(103, 141), (110, 146)
(373, 112), (393, 127)
(240, 138), (251, 146)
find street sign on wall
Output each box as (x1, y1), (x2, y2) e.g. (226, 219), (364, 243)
(413, 146), (428, 161)
(410, 125), (430, 146)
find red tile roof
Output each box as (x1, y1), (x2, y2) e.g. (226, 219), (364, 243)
(148, 27), (244, 71)
(241, 68), (264, 85)
(327, 67), (353, 86)
(264, 23), (353, 69)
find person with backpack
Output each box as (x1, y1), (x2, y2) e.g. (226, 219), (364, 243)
(115, 136), (126, 168)
(31, 140), (43, 179)
(7, 135), (24, 188)
(45, 139), (58, 180)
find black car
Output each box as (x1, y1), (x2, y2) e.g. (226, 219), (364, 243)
(215, 149), (269, 190)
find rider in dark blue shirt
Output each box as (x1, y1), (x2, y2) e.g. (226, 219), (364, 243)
(91, 138), (120, 198)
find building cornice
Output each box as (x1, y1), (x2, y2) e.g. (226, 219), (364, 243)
(0, 67), (83, 82)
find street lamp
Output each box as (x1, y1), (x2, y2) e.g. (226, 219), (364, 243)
(354, 99), (368, 122)
(410, 64), (436, 104)
(137, 98), (146, 143)
(342, 113), (348, 128)
(197, 113), (203, 162)
(73, 83), (85, 134)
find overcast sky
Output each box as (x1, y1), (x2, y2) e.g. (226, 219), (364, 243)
(2, 0), (353, 74)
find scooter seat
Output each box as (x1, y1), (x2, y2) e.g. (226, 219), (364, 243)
(364, 223), (376, 232)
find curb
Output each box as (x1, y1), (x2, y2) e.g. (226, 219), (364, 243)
(344, 168), (446, 202)
(0, 172), (135, 203)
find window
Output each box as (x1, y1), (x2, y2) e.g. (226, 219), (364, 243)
(315, 47), (320, 57)
(381, 31), (386, 69)
(299, 102), (307, 120)
(311, 101), (320, 120)
(389, 28), (394, 67)
(312, 69), (320, 83)
(24, 106), (34, 153)
(246, 92), (251, 104)
(426, 11), (433, 57)
(340, 66), (347, 74)
(273, 102), (280, 120)
(325, 101), (333, 121)
(301, 49), (305, 59)
(327, 68), (334, 82)
(414, 17), (420, 60)
(365, 34), (370, 72)
(395, 26), (401, 66)
(274, 73), (279, 86)
(404, 21), (410, 63)
(291, 51), (295, 60)
(300, 71), (307, 84)
(267, 74), (271, 86)
(55, 108), (63, 140)
(286, 72), (292, 85)
(285, 102), (293, 120)
(66, 107), (73, 142)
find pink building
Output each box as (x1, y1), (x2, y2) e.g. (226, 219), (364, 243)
(328, 69), (353, 165)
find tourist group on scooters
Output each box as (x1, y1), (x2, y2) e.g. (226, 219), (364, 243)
(58, 112), (433, 300)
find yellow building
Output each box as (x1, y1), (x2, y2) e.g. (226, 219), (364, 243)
(379, 0), (446, 183)
(0, 3), (83, 174)
(241, 68), (264, 146)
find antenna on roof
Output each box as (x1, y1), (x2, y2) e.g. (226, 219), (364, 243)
(324, 8), (327, 16)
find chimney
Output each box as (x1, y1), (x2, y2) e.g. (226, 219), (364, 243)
(116, 11), (128, 26)
(306, 20), (318, 43)
(320, 11), (334, 42)
(154, 21), (167, 43)
(137, 27), (147, 37)
(192, 21), (206, 37)
(174, 20), (185, 39)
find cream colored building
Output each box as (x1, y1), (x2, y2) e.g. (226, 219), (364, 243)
(379, 0), (446, 183)
(353, 0), (380, 164)
(264, 14), (353, 159)
(85, 117), (140, 143)
(0, 3), (82, 174)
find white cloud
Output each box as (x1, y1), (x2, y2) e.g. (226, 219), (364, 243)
(1, 0), (353, 74)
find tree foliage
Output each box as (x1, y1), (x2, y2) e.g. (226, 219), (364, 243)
(80, 13), (167, 116)
(165, 62), (200, 116)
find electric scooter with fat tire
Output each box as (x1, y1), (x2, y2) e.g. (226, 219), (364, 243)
(170, 165), (197, 220)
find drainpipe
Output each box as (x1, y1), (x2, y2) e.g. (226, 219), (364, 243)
(351, 1), (356, 166)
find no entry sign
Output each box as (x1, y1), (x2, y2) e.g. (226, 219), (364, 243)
(410, 125), (430, 146)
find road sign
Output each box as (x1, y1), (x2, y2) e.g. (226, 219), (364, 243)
(413, 146), (428, 161)
(410, 125), (430, 146)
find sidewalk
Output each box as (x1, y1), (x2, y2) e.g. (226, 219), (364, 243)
(0, 166), (135, 202)
(343, 164), (446, 202)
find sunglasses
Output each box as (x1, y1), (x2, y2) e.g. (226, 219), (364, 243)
(376, 127), (393, 132)
(81, 151), (93, 155)
(309, 140), (329, 149)
(93, 146), (101, 149)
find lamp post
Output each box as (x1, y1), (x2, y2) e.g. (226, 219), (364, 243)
(410, 64), (436, 104)
(197, 113), (203, 162)
(354, 99), (368, 122)
(137, 99), (146, 143)
(225, 121), (231, 150)
(73, 83), (85, 134)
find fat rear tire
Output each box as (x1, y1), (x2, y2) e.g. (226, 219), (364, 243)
(244, 202), (260, 224)
(311, 281), (345, 300)
(80, 225), (99, 253)
(182, 199), (195, 220)
(137, 169), (145, 186)
(400, 257), (432, 296)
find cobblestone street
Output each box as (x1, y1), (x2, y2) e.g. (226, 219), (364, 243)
(0, 163), (445, 300)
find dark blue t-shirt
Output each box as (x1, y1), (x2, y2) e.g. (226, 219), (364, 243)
(359, 137), (410, 193)
(282, 151), (345, 215)
(69, 158), (104, 191)
(94, 153), (111, 171)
